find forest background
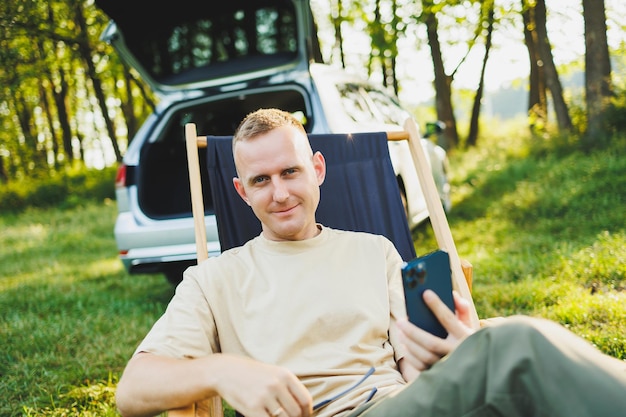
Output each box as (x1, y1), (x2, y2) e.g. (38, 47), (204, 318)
(0, 0), (624, 186)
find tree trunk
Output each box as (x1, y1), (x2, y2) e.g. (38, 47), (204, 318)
(40, 1), (75, 165)
(0, 155), (7, 183)
(388, 0), (400, 96)
(467, 1), (495, 148)
(390, 54), (399, 96)
(56, 67), (74, 162)
(373, 0), (384, 85)
(40, 43), (73, 166)
(120, 65), (138, 142)
(534, 0), (572, 131)
(38, 83), (58, 168)
(332, 0), (346, 68)
(582, 0), (612, 142)
(521, 0), (548, 133)
(14, 91), (46, 175)
(422, 0), (458, 150)
(74, 1), (123, 162)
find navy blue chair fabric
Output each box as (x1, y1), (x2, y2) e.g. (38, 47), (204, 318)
(205, 132), (416, 262)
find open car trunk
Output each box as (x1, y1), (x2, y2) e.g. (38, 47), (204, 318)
(136, 88), (310, 219)
(96, 0), (322, 95)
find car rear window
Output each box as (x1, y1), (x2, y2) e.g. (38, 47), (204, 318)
(127, 2), (299, 85)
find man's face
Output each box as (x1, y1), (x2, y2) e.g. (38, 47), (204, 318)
(232, 125), (326, 241)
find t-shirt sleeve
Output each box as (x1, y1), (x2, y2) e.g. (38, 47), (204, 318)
(383, 238), (408, 362)
(134, 264), (219, 359)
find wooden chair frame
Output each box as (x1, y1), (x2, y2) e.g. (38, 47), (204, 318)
(169, 118), (479, 417)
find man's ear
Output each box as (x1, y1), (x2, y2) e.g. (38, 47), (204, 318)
(313, 151), (326, 186)
(232, 177), (251, 206)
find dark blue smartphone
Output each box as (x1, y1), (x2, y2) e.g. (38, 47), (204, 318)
(401, 249), (455, 338)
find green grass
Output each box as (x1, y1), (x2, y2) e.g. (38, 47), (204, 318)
(414, 124), (626, 358)
(0, 200), (175, 416)
(2, 126), (625, 415)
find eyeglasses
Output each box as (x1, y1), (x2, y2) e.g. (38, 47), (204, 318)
(313, 367), (377, 411)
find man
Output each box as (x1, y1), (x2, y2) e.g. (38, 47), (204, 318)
(116, 108), (626, 417)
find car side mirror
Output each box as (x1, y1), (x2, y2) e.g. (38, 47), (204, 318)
(424, 121), (445, 138)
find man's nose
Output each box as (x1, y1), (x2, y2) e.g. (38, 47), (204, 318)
(272, 179), (289, 202)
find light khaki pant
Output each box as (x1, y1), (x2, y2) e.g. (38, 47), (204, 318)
(351, 316), (626, 417)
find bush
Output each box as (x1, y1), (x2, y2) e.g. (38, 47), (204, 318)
(27, 179), (69, 208)
(0, 165), (117, 213)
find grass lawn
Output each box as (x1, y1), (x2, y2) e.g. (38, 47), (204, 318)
(0, 200), (175, 416)
(416, 126), (626, 358)
(1, 127), (625, 416)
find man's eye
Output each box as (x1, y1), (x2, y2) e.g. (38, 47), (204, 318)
(253, 177), (267, 184)
(284, 168), (296, 176)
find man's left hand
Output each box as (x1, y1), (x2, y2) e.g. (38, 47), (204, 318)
(396, 290), (475, 380)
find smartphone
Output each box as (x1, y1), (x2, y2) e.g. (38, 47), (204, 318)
(401, 249), (455, 338)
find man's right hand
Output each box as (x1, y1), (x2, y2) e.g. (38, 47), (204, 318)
(215, 354), (312, 417)
(115, 352), (312, 417)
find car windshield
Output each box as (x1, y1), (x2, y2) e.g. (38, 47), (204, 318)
(338, 83), (408, 126)
(125, 1), (299, 85)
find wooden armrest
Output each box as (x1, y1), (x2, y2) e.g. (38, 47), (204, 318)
(460, 259), (473, 292)
(168, 397), (218, 417)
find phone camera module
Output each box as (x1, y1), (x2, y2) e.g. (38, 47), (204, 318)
(404, 261), (427, 289)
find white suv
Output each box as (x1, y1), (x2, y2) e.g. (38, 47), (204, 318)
(97, 0), (451, 284)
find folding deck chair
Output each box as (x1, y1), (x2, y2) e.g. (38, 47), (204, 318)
(170, 118), (479, 417)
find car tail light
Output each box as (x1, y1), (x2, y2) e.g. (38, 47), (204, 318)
(115, 164), (127, 188)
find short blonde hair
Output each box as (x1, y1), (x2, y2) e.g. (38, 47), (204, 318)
(233, 108), (306, 151)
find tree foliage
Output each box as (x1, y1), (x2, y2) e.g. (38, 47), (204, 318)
(0, 0), (153, 183)
(0, 0), (621, 184)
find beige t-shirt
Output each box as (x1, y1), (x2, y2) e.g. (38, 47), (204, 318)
(136, 226), (409, 416)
